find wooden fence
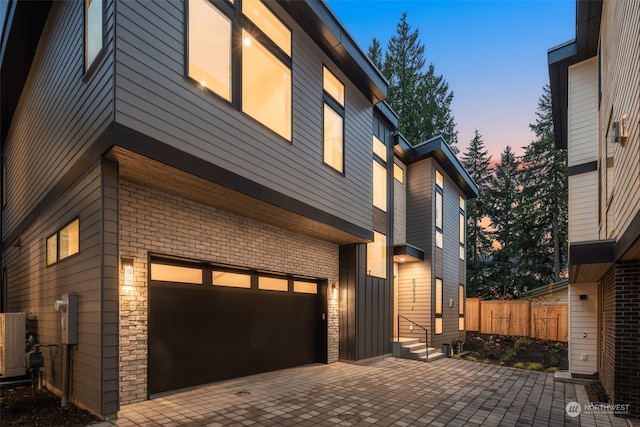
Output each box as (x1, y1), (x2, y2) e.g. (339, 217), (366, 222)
(466, 298), (567, 342)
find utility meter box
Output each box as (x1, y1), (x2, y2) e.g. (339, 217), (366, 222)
(56, 294), (78, 345)
(0, 312), (27, 377)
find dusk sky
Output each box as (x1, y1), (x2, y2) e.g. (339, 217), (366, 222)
(325, 0), (576, 161)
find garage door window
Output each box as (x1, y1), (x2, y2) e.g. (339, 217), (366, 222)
(259, 277), (288, 292)
(213, 271), (251, 289)
(150, 263), (203, 284)
(293, 281), (317, 294)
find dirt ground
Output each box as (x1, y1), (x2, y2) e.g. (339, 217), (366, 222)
(0, 382), (100, 427)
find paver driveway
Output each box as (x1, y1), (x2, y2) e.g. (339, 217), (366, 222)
(97, 357), (629, 426)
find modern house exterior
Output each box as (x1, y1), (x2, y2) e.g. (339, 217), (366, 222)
(548, 0), (639, 418)
(1, 0), (476, 418)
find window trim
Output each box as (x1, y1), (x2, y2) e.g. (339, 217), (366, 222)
(46, 217), (81, 267)
(84, 0), (105, 75)
(323, 66), (346, 174)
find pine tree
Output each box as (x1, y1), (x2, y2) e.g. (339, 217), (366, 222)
(515, 85), (568, 287)
(368, 13), (457, 152)
(461, 130), (493, 297)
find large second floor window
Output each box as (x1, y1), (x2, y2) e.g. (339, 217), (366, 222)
(435, 278), (443, 334)
(459, 196), (465, 260)
(435, 170), (443, 249)
(323, 67), (345, 173)
(187, 0), (292, 140)
(85, 0), (103, 71)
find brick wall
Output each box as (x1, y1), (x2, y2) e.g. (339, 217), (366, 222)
(613, 260), (640, 418)
(601, 267), (616, 403)
(393, 161), (406, 245)
(119, 180), (340, 404)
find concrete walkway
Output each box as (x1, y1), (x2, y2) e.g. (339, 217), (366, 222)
(94, 357), (631, 426)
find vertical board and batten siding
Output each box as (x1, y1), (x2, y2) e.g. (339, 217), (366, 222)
(567, 58), (598, 243)
(567, 58), (598, 167)
(3, 0), (114, 235)
(113, 0), (373, 232)
(4, 162), (114, 416)
(568, 173), (599, 242)
(599, 1), (640, 241)
(568, 283), (599, 375)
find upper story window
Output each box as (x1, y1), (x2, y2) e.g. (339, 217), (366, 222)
(323, 67), (345, 173)
(459, 196), (465, 260)
(46, 218), (80, 266)
(373, 135), (386, 162)
(2, 157), (6, 208)
(187, 0), (292, 140)
(373, 160), (387, 212)
(435, 170), (443, 249)
(393, 163), (404, 184)
(85, 0), (103, 71)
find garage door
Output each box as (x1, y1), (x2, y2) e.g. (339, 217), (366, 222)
(148, 259), (326, 396)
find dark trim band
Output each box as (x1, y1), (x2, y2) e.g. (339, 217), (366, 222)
(568, 160), (597, 176)
(570, 240), (615, 265)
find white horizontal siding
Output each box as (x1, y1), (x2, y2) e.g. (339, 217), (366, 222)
(569, 283), (598, 375)
(568, 172), (598, 242)
(568, 58), (598, 167)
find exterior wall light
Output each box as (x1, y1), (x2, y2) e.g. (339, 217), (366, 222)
(332, 283), (338, 298)
(122, 258), (134, 289)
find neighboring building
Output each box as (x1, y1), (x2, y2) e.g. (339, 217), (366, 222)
(522, 280), (569, 305)
(548, 0), (639, 418)
(0, 0), (475, 418)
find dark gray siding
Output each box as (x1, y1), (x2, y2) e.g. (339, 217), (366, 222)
(113, 1), (373, 232)
(3, 0), (115, 235)
(4, 162), (112, 416)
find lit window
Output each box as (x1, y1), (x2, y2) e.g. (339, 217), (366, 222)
(243, 30), (292, 140)
(435, 170), (443, 189)
(323, 103), (344, 172)
(373, 160), (387, 212)
(323, 67), (345, 173)
(188, 0), (231, 100)
(46, 218), (80, 266)
(213, 271), (251, 288)
(259, 276), (288, 291)
(151, 263), (203, 284)
(243, 0), (291, 56)
(367, 232), (387, 278)
(459, 196), (465, 260)
(293, 281), (317, 294)
(458, 284), (465, 331)
(85, 0), (103, 70)
(373, 135), (386, 162)
(435, 191), (443, 249)
(393, 163), (404, 184)
(435, 278), (443, 334)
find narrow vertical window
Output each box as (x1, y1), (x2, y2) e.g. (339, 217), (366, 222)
(372, 135), (386, 162)
(85, 0), (103, 71)
(188, 0), (232, 100)
(373, 160), (387, 212)
(393, 163), (404, 184)
(323, 67), (345, 173)
(435, 278), (443, 334)
(458, 284), (465, 331)
(435, 170), (444, 248)
(367, 231), (386, 278)
(459, 196), (465, 260)
(1, 157), (6, 208)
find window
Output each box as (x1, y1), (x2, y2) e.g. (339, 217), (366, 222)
(151, 263), (203, 284)
(85, 0), (103, 71)
(393, 163), (404, 184)
(46, 218), (80, 266)
(323, 67), (345, 172)
(188, 0), (232, 100)
(459, 196), (465, 260)
(435, 170), (443, 249)
(259, 277), (288, 292)
(367, 231), (386, 278)
(458, 284), (465, 331)
(373, 160), (387, 212)
(2, 157), (6, 207)
(435, 278), (443, 334)
(213, 271), (251, 288)
(373, 135), (386, 162)
(293, 281), (317, 294)
(186, 0), (292, 140)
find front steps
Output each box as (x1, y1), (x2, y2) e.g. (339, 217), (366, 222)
(392, 337), (446, 362)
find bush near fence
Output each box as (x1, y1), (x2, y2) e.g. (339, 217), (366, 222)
(466, 298), (567, 342)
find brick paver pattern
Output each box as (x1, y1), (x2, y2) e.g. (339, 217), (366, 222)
(99, 358), (629, 427)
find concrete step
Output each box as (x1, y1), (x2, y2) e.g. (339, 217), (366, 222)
(392, 338), (447, 362)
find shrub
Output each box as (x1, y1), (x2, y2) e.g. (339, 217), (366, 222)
(500, 349), (518, 364)
(527, 363), (543, 371)
(548, 344), (561, 367)
(466, 356), (479, 362)
(482, 359), (490, 364)
(546, 367), (559, 373)
(514, 362), (526, 369)
(513, 337), (531, 353)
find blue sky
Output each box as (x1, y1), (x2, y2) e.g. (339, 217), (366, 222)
(325, 0), (575, 160)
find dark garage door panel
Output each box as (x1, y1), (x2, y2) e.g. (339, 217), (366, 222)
(149, 284), (319, 395)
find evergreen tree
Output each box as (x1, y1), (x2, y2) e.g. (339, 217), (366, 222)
(368, 13), (457, 152)
(515, 85), (568, 286)
(486, 146), (521, 297)
(461, 130), (493, 297)
(367, 37), (383, 71)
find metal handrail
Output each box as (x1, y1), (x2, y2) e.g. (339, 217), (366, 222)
(397, 314), (429, 348)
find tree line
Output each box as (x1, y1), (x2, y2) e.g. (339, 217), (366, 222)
(368, 14), (568, 299)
